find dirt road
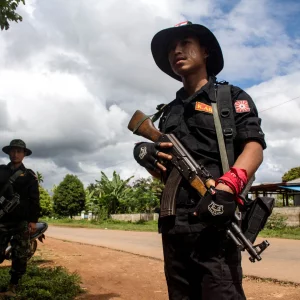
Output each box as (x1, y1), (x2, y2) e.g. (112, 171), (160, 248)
(37, 237), (300, 300)
(47, 226), (300, 283)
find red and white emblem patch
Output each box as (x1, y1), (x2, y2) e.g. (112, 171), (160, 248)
(234, 100), (250, 113)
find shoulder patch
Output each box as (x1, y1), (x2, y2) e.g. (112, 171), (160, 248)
(234, 100), (250, 113)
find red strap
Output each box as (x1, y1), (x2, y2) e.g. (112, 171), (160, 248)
(216, 167), (248, 205)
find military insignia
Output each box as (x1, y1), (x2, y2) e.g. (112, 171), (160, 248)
(174, 21), (192, 27)
(208, 201), (224, 216)
(234, 100), (250, 113)
(139, 146), (147, 159)
(195, 102), (213, 114)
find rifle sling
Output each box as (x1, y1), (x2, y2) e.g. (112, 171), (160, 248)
(0, 169), (24, 196)
(213, 84), (255, 197)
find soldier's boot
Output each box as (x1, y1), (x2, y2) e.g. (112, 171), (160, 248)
(3, 283), (17, 297)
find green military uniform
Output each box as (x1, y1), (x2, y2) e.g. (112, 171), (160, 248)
(0, 140), (40, 290)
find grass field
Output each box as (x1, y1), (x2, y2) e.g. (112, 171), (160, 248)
(43, 218), (300, 239)
(43, 218), (158, 232)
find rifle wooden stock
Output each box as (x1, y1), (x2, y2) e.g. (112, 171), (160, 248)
(128, 110), (161, 142)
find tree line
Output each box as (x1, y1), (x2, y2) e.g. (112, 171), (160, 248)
(38, 165), (300, 219)
(38, 171), (164, 220)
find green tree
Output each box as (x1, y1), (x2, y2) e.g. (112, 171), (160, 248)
(0, 0), (25, 30)
(39, 186), (52, 217)
(282, 167), (300, 182)
(36, 171), (44, 184)
(53, 174), (85, 218)
(132, 177), (163, 213)
(95, 171), (134, 217)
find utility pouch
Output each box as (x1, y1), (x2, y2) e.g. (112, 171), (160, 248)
(241, 197), (275, 243)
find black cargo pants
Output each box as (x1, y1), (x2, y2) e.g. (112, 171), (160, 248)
(162, 226), (246, 300)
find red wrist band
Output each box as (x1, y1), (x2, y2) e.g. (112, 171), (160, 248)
(216, 167), (248, 205)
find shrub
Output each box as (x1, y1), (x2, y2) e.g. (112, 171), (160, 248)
(265, 213), (288, 230)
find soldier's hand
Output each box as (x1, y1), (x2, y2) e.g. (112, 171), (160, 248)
(28, 222), (37, 233)
(133, 142), (173, 172)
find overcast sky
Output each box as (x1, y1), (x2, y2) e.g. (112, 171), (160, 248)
(0, 0), (300, 190)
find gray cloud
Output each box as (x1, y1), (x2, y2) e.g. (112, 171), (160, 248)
(0, 0), (299, 189)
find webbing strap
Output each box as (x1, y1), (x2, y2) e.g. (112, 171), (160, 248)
(212, 102), (230, 173)
(0, 169), (23, 196)
(215, 85), (236, 169)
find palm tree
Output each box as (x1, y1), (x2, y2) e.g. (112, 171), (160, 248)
(36, 171), (44, 185)
(96, 171), (134, 216)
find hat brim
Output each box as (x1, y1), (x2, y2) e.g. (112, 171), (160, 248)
(151, 24), (224, 81)
(2, 146), (32, 156)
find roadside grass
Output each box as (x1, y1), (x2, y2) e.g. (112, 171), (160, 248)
(43, 217), (300, 239)
(0, 257), (83, 300)
(42, 218), (158, 232)
(260, 227), (300, 240)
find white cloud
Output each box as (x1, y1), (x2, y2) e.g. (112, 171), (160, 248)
(246, 71), (300, 182)
(0, 0), (299, 190)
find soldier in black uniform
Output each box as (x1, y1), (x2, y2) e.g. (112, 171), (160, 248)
(0, 139), (40, 297)
(133, 21), (266, 299)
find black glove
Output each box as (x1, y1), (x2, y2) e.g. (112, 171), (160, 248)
(193, 189), (237, 225)
(133, 142), (161, 171)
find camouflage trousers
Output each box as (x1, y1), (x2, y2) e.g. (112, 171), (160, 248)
(0, 221), (30, 284)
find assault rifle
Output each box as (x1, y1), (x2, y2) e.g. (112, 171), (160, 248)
(0, 194), (20, 220)
(0, 169), (23, 220)
(128, 110), (270, 263)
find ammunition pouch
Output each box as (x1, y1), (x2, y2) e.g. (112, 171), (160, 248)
(241, 197), (275, 243)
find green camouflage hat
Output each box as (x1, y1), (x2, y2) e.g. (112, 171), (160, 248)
(2, 139), (32, 156)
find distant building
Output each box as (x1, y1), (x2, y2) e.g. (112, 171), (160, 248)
(250, 178), (300, 206)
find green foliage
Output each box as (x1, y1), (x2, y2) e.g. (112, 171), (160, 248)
(131, 177), (163, 213)
(36, 171), (44, 184)
(85, 172), (164, 217)
(282, 166), (300, 182)
(53, 174), (85, 218)
(43, 217), (159, 232)
(95, 171), (134, 217)
(0, 0), (25, 30)
(260, 226), (300, 240)
(39, 186), (52, 217)
(0, 263), (82, 299)
(264, 213), (287, 230)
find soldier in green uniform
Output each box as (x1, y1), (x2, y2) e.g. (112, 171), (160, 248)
(0, 139), (40, 297)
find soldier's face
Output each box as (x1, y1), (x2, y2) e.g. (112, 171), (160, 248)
(168, 36), (208, 77)
(9, 147), (26, 164)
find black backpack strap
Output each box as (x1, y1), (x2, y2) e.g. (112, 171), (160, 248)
(0, 169), (24, 196)
(215, 83), (237, 168)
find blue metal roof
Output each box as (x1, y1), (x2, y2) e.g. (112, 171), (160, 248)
(279, 186), (300, 191)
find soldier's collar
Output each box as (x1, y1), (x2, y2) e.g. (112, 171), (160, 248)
(176, 76), (216, 103)
(8, 162), (26, 172)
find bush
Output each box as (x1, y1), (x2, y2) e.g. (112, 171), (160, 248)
(265, 213), (287, 230)
(0, 263), (82, 300)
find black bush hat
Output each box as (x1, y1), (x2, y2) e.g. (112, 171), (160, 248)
(2, 139), (32, 156)
(151, 21), (224, 81)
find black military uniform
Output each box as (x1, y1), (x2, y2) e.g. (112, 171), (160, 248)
(158, 77), (266, 299)
(133, 21), (267, 300)
(0, 139), (40, 291)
